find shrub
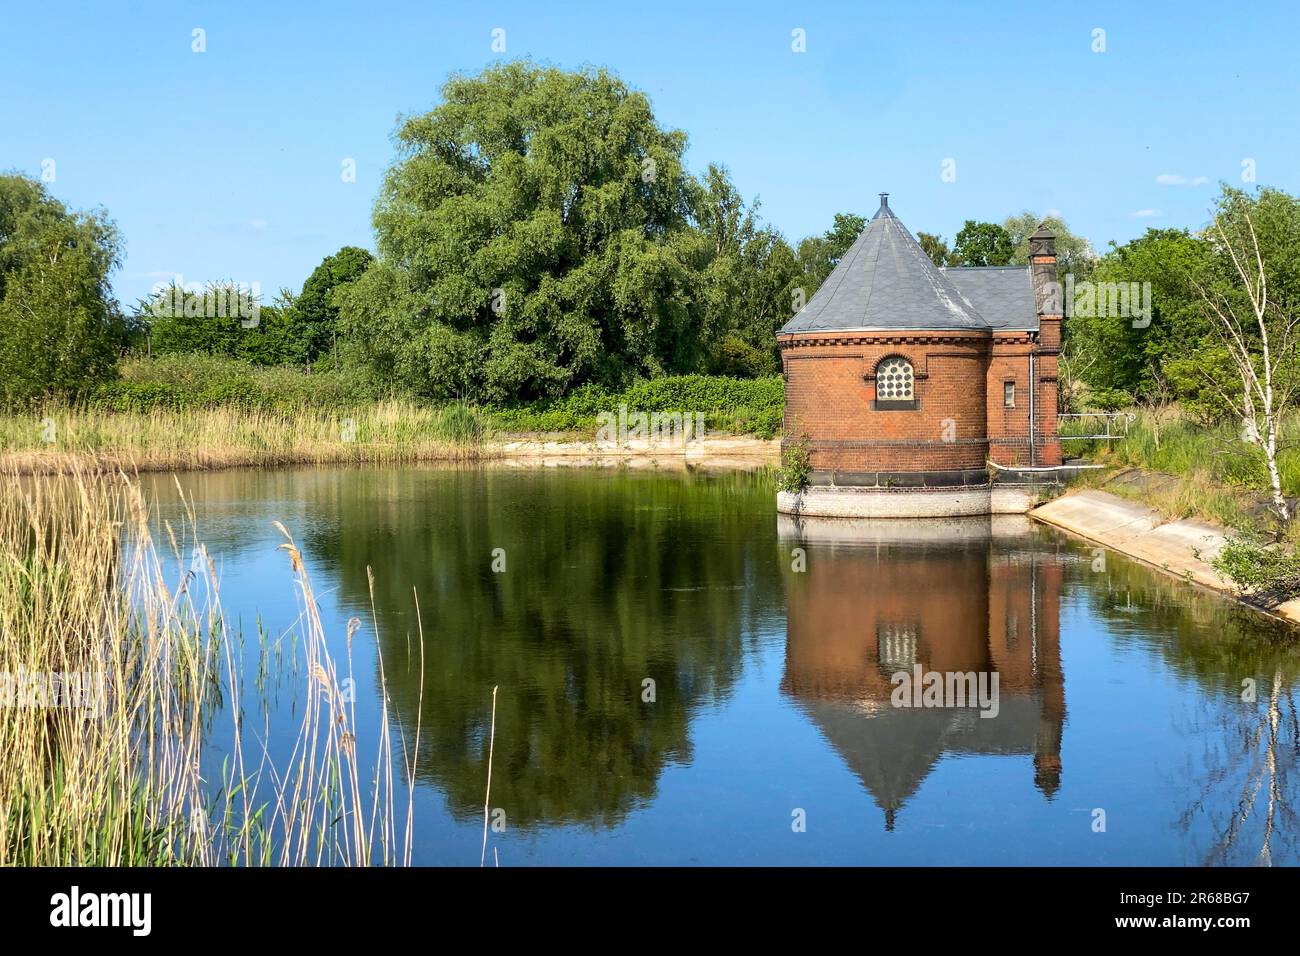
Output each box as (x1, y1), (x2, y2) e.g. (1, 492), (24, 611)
(751, 406), (784, 440)
(776, 435), (812, 493)
(92, 355), (388, 413)
(621, 374), (783, 414)
(433, 402), (487, 445)
(86, 359), (785, 439)
(1212, 538), (1300, 603)
(0, 175), (127, 408)
(1085, 388), (1134, 412)
(488, 375), (783, 437)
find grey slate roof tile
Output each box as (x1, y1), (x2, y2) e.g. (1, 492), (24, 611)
(944, 266), (1040, 331)
(778, 196), (1040, 335)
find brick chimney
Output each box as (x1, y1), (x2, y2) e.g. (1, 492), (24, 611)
(1029, 223), (1058, 323)
(1028, 223), (1062, 466)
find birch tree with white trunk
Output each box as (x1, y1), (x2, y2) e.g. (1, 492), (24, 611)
(1195, 208), (1297, 522)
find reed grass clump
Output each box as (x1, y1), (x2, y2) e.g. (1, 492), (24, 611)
(0, 467), (418, 865)
(0, 401), (489, 475)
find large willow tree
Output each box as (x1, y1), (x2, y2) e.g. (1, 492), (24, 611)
(338, 62), (723, 402)
(0, 175), (126, 406)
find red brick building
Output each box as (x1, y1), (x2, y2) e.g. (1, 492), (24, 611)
(778, 195), (1062, 490)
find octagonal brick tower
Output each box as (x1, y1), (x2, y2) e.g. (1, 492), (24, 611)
(777, 194), (1061, 498)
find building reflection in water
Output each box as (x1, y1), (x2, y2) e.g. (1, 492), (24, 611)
(778, 514), (1066, 830)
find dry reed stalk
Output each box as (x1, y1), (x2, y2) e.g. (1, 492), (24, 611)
(480, 685), (498, 867)
(0, 402), (493, 476)
(0, 467), (420, 866)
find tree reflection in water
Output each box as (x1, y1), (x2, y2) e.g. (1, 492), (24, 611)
(300, 466), (782, 828)
(138, 466), (1300, 862)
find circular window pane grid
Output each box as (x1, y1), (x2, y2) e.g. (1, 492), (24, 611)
(876, 358), (914, 400)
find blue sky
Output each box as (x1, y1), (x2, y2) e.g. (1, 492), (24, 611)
(3, 0), (1296, 306)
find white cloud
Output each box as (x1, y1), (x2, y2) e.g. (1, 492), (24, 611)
(1155, 173), (1209, 186)
(1129, 209), (1162, 218)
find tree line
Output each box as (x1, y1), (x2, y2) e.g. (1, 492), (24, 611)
(2, 60), (1296, 430)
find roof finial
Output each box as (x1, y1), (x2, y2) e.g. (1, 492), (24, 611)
(879, 192), (889, 209)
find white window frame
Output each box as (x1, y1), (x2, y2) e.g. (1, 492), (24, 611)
(876, 357), (915, 402)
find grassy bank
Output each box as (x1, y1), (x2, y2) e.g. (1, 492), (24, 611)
(1059, 408), (1300, 599)
(94, 355), (786, 437)
(1061, 409), (1300, 533)
(0, 356), (783, 474)
(0, 468), (417, 865)
(0, 401), (488, 475)
(92, 355), (784, 435)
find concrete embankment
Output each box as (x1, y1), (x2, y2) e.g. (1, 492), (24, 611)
(493, 436), (779, 469)
(1030, 489), (1300, 626)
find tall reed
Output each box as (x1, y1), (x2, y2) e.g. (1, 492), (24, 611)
(0, 467), (418, 865)
(0, 401), (490, 476)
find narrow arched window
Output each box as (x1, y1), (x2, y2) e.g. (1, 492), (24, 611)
(875, 357), (914, 401)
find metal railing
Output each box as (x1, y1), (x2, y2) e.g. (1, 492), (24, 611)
(1057, 412), (1136, 441)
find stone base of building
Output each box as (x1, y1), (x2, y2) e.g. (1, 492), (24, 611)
(775, 512), (1039, 545)
(808, 468), (989, 488)
(776, 483), (1049, 518)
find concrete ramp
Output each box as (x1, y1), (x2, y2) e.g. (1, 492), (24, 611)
(1031, 490), (1229, 591)
(1034, 489), (1300, 626)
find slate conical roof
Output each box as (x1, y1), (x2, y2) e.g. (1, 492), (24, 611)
(779, 194), (990, 335)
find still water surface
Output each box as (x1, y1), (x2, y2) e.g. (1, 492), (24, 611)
(144, 465), (1300, 865)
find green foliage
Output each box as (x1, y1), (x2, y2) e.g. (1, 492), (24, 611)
(0, 174), (127, 406)
(1212, 538), (1300, 602)
(25, 61), (1300, 441)
(795, 212), (865, 294)
(1003, 211), (1096, 278)
(749, 405), (784, 439)
(695, 165), (801, 374)
(434, 401), (487, 445)
(1086, 388), (1134, 411)
(142, 282), (283, 362)
(92, 354), (388, 412)
(952, 220), (1013, 266)
(1087, 408), (1300, 503)
(486, 384), (615, 432)
(339, 61), (722, 402)
(620, 373), (783, 412)
(1069, 185), (1300, 419)
(285, 246), (374, 363)
(136, 249), (373, 369)
(1073, 228), (1213, 407)
(706, 333), (777, 377)
(92, 357), (782, 438)
(776, 434), (812, 493)
(335, 64), (813, 403)
(489, 373), (783, 437)
(916, 231), (954, 267)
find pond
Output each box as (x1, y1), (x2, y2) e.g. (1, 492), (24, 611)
(143, 465), (1300, 866)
